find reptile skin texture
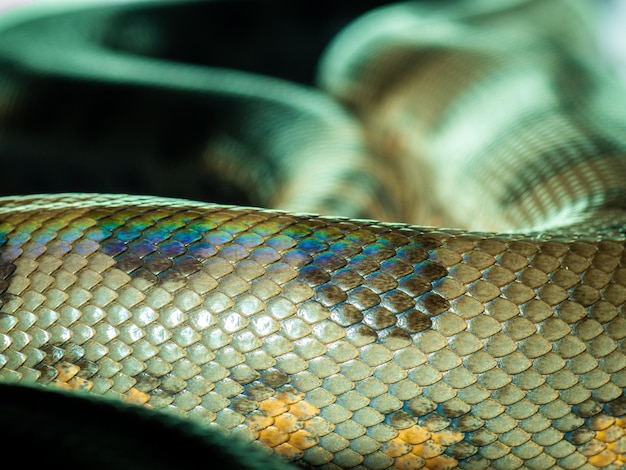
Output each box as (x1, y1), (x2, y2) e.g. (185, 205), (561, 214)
(1, 1), (626, 469)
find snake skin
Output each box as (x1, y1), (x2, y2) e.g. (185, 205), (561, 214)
(1, 1), (626, 469)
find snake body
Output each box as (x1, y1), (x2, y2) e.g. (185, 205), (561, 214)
(1, 1), (626, 469)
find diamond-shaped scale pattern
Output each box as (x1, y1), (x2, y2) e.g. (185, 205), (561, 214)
(0, 194), (625, 469)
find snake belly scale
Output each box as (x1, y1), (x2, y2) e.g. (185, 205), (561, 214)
(0, 1), (626, 469)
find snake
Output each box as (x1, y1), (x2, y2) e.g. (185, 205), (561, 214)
(0, 0), (625, 468)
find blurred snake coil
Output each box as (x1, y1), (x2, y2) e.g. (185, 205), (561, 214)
(1, 0), (626, 469)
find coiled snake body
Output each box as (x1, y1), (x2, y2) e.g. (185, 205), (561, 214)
(1, 1), (626, 469)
